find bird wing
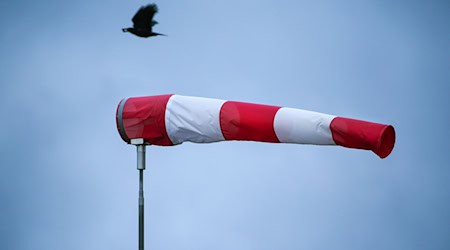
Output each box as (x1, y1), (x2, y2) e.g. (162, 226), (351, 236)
(132, 4), (158, 30)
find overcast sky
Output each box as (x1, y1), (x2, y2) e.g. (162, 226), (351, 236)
(1, 0), (449, 249)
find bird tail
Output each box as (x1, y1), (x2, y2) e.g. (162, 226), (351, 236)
(155, 32), (167, 36)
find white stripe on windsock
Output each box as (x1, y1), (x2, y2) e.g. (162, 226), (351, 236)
(274, 108), (336, 145)
(165, 95), (226, 144)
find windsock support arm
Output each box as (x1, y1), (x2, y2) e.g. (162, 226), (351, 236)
(130, 138), (148, 250)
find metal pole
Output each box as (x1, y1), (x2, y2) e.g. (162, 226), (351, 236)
(132, 139), (146, 250)
(138, 168), (144, 250)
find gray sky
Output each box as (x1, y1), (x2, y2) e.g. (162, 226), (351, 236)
(1, 0), (449, 249)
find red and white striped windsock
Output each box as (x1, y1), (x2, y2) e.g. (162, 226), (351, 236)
(116, 94), (395, 158)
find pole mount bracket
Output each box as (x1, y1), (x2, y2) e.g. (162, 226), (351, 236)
(130, 138), (146, 145)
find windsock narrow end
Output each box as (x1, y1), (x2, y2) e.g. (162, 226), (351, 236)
(330, 117), (396, 159)
(374, 125), (395, 159)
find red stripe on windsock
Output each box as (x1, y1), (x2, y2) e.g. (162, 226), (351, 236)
(121, 94), (174, 146)
(219, 101), (281, 143)
(330, 117), (395, 158)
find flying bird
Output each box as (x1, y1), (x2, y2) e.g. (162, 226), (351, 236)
(122, 3), (166, 38)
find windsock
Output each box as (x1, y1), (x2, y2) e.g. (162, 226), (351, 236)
(116, 94), (395, 158)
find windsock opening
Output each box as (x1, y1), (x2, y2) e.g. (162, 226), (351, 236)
(116, 98), (130, 143)
(115, 95), (174, 145)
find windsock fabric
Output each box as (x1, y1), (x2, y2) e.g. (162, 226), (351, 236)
(116, 94), (395, 158)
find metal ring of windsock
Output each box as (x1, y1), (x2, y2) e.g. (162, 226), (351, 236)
(116, 94), (395, 158)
